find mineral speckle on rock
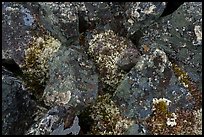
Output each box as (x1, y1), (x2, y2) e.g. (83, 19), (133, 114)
(43, 46), (98, 111)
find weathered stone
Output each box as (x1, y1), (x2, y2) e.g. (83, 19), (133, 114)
(2, 67), (37, 135)
(43, 46), (98, 112)
(2, 2), (63, 97)
(77, 2), (113, 32)
(113, 47), (201, 134)
(139, 2), (202, 93)
(87, 93), (134, 135)
(2, 2), (38, 64)
(38, 2), (79, 44)
(123, 2), (166, 35)
(124, 124), (147, 135)
(25, 106), (80, 135)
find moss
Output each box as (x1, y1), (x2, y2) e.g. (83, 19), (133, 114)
(146, 98), (176, 134)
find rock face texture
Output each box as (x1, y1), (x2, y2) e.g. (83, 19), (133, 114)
(2, 67), (37, 135)
(2, 2), (202, 135)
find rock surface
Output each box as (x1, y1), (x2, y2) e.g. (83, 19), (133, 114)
(2, 67), (37, 135)
(2, 2), (202, 135)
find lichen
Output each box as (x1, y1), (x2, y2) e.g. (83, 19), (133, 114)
(21, 35), (61, 97)
(87, 30), (132, 92)
(88, 93), (134, 135)
(146, 98), (202, 135)
(147, 98), (175, 134)
(172, 63), (202, 109)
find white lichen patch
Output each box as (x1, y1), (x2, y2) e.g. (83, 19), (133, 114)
(193, 108), (202, 135)
(166, 113), (177, 127)
(22, 35), (61, 84)
(20, 6), (34, 27)
(45, 90), (71, 106)
(135, 48), (169, 74)
(193, 25), (202, 45)
(143, 4), (156, 15)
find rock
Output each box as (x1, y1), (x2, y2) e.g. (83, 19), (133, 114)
(38, 2), (79, 44)
(139, 2), (202, 93)
(123, 2), (166, 36)
(124, 124), (147, 135)
(87, 93), (134, 135)
(25, 106), (80, 135)
(2, 2), (63, 97)
(77, 2), (166, 38)
(77, 2), (113, 32)
(43, 46), (98, 112)
(113, 47), (201, 134)
(2, 67), (37, 135)
(2, 2), (38, 64)
(2, 2), (81, 98)
(28, 46), (98, 135)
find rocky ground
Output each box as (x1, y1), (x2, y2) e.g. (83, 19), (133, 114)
(2, 2), (202, 135)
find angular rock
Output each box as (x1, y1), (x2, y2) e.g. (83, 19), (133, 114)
(2, 2), (38, 64)
(123, 2), (166, 35)
(43, 46), (98, 112)
(113, 47), (201, 134)
(78, 2), (166, 38)
(77, 2), (113, 32)
(25, 106), (80, 135)
(2, 67), (37, 135)
(2, 2), (63, 97)
(139, 2), (202, 92)
(38, 2), (79, 44)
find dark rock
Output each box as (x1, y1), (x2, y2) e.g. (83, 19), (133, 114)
(160, 2), (184, 17)
(2, 67), (37, 135)
(139, 2), (202, 102)
(38, 2), (79, 45)
(123, 2), (166, 36)
(113, 47), (201, 134)
(43, 46), (98, 113)
(25, 106), (80, 135)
